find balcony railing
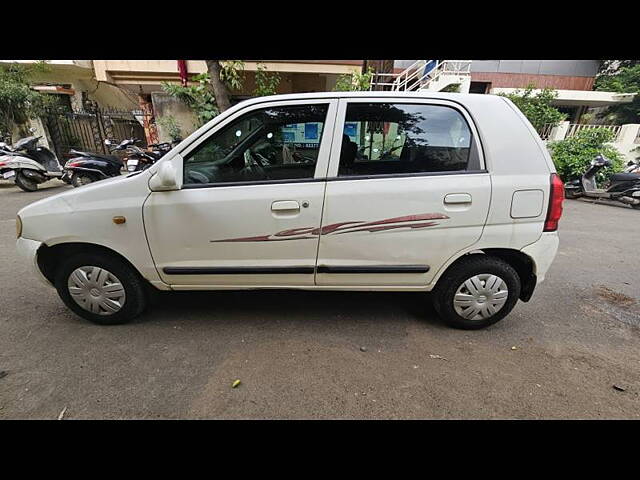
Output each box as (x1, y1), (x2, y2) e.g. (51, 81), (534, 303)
(566, 123), (622, 141)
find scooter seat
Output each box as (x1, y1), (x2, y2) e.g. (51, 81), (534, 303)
(69, 150), (120, 163)
(610, 172), (640, 182)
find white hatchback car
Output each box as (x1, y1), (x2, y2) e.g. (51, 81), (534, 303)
(16, 91), (563, 329)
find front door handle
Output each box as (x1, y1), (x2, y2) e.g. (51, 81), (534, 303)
(444, 193), (472, 205)
(271, 200), (300, 212)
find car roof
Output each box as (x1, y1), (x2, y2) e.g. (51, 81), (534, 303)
(235, 90), (498, 105)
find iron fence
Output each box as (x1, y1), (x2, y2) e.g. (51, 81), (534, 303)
(44, 106), (150, 161)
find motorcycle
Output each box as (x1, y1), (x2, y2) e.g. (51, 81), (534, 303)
(564, 154), (640, 209)
(64, 139), (134, 187)
(0, 131), (70, 191)
(123, 140), (175, 173)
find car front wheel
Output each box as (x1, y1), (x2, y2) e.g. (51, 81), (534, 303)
(54, 252), (147, 325)
(433, 255), (521, 330)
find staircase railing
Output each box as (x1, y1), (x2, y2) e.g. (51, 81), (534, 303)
(368, 60), (473, 92)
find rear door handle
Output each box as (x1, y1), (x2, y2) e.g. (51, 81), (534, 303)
(444, 193), (472, 204)
(271, 200), (300, 212)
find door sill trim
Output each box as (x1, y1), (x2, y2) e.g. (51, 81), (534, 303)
(162, 266), (315, 275)
(316, 265), (430, 274)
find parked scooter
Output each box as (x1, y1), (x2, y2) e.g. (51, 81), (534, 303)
(64, 139), (135, 187)
(0, 131), (70, 191)
(564, 154), (640, 209)
(123, 140), (174, 173)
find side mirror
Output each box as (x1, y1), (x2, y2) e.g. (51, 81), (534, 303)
(149, 160), (180, 191)
(628, 161), (635, 166)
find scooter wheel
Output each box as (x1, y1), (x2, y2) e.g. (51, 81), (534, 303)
(72, 174), (95, 188)
(15, 172), (38, 192)
(632, 204), (640, 210)
(564, 190), (581, 199)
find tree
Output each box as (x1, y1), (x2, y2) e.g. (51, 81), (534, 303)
(594, 64), (640, 124)
(597, 60), (640, 77)
(0, 62), (57, 139)
(206, 60), (245, 113)
(162, 73), (218, 127)
(333, 67), (374, 91)
(253, 63), (281, 97)
(498, 85), (566, 131)
(161, 61), (246, 128)
(548, 127), (624, 182)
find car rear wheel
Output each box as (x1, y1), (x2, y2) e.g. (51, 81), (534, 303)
(54, 252), (147, 325)
(433, 255), (521, 330)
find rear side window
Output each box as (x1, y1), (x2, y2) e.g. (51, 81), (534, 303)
(338, 103), (477, 177)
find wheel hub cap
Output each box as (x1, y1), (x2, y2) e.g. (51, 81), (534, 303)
(453, 273), (508, 320)
(67, 266), (126, 316)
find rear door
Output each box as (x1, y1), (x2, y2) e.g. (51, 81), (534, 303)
(315, 97), (491, 287)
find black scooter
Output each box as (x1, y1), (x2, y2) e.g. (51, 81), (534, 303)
(64, 139), (135, 187)
(564, 154), (640, 209)
(124, 141), (175, 172)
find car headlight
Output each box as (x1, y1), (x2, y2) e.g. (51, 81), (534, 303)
(16, 215), (22, 238)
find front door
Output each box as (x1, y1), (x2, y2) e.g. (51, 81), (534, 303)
(315, 98), (491, 287)
(144, 99), (337, 287)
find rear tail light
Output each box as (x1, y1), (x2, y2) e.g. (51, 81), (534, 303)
(66, 161), (82, 168)
(0, 162), (5, 167)
(544, 173), (564, 232)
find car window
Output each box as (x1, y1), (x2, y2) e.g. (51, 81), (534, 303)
(338, 103), (474, 177)
(183, 104), (329, 186)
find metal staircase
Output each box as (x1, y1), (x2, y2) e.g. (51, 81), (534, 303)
(369, 60), (473, 93)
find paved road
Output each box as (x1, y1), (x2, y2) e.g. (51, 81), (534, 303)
(1, 179), (639, 419)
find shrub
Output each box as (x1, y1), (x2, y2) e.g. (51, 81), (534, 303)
(548, 128), (624, 182)
(498, 85), (566, 132)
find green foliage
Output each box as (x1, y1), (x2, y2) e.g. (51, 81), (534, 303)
(162, 73), (218, 127)
(0, 62), (58, 137)
(598, 60), (640, 76)
(253, 63), (281, 97)
(548, 128), (624, 182)
(498, 85), (566, 131)
(157, 115), (183, 142)
(333, 67), (374, 92)
(219, 60), (245, 92)
(440, 83), (461, 93)
(594, 64), (640, 124)
(162, 61), (246, 127)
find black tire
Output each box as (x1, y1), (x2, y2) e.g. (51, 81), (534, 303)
(632, 204), (640, 210)
(433, 255), (521, 330)
(564, 190), (581, 199)
(54, 252), (147, 325)
(15, 172), (38, 192)
(71, 173), (96, 188)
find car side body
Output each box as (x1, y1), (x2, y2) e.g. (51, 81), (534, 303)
(16, 91), (562, 328)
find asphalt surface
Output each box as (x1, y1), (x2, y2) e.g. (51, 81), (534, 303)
(1, 179), (639, 419)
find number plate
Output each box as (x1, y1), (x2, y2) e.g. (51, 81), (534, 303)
(128, 160), (139, 167)
(2, 170), (15, 179)
(127, 165), (137, 172)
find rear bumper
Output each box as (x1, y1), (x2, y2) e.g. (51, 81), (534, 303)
(16, 237), (53, 287)
(521, 232), (559, 285)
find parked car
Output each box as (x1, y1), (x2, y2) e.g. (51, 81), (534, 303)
(15, 91), (564, 328)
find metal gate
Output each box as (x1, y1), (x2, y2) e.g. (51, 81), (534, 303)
(45, 105), (150, 161)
